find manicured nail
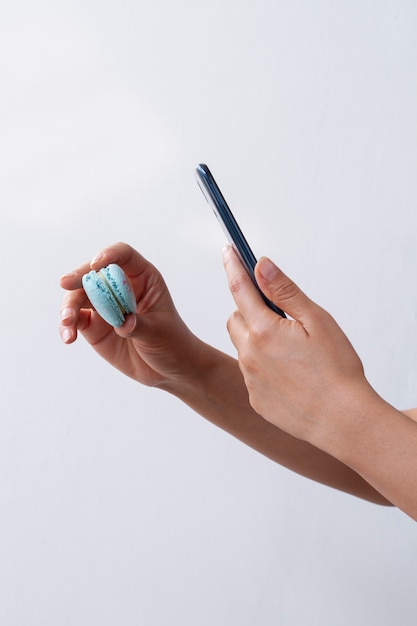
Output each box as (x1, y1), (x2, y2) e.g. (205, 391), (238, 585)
(60, 307), (73, 321)
(257, 257), (278, 281)
(60, 272), (76, 281)
(62, 328), (72, 343)
(222, 244), (232, 260)
(91, 251), (104, 266)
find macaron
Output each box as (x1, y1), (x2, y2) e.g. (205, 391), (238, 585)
(82, 263), (136, 327)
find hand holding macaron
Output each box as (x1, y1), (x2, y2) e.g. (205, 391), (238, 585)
(59, 242), (200, 387)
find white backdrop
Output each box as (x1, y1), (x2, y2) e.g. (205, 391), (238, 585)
(1, 1), (417, 624)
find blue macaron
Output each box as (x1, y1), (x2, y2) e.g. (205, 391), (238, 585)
(82, 263), (136, 327)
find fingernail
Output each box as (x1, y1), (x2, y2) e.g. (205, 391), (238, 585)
(257, 257), (278, 281)
(62, 328), (72, 343)
(222, 244), (232, 260)
(123, 313), (136, 333)
(60, 272), (75, 280)
(91, 251), (104, 266)
(60, 307), (73, 321)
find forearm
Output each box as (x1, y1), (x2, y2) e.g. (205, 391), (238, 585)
(161, 340), (391, 505)
(312, 386), (417, 519)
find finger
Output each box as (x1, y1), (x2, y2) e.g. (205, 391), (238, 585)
(59, 308), (94, 344)
(59, 279), (94, 339)
(222, 245), (268, 325)
(60, 264), (92, 291)
(226, 309), (248, 352)
(59, 243), (152, 291)
(89, 242), (153, 279)
(255, 257), (318, 324)
(113, 310), (156, 342)
(59, 285), (112, 344)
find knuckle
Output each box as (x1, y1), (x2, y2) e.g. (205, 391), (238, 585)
(249, 318), (270, 345)
(238, 343), (258, 375)
(228, 274), (246, 297)
(226, 310), (238, 333)
(273, 277), (299, 303)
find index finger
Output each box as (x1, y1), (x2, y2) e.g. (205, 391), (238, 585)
(60, 242), (153, 291)
(90, 242), (153, 277)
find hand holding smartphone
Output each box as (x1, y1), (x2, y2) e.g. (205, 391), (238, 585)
(195, 163), (286, 318)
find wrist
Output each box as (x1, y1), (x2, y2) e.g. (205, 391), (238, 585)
(312, 384), (417, 517)
(156, 334), (223, 396)
(307, 380), (383, 460)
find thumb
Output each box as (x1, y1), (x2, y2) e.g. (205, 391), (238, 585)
(115, 309), (173, 342)
(255, 257), (316, 322)
(114, 312), (144, 339)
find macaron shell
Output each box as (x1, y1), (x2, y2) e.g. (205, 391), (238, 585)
(82, 264), (136, 328)
(82, 271), (125, 327)
(101, 264), (136, 316)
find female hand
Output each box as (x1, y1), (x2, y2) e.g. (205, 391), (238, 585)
(59, 242), (199, 388)
(223, 246), (374, 446)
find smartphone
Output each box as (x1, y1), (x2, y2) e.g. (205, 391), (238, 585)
(195, 163), (286, 317)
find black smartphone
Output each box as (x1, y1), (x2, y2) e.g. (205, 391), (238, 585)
(195, 163), (286, 318)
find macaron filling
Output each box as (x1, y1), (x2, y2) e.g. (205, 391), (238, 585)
(97, 270), (128, 317)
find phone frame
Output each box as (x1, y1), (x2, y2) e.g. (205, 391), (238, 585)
(195, 163), (286, 317)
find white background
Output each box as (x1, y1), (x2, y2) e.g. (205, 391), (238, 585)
(1, 1), (417, 624)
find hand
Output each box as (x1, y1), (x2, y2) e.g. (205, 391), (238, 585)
(59, 242), (199, 387)
(223, 246), (373, 446)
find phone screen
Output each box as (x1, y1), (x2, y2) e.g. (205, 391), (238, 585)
(195, 163), (286, 317)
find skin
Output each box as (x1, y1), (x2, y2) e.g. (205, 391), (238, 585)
(59, 242), (417, 519)
(223, 246), (417, 520)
